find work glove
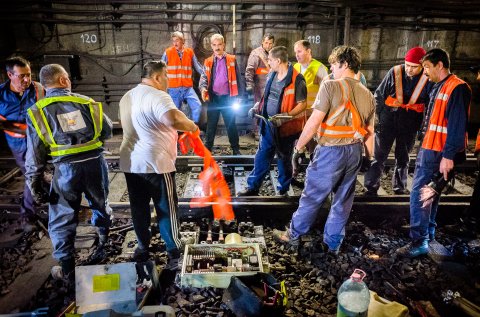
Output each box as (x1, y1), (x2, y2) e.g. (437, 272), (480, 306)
(248, 102), (260, 119)
(269, 113), (290, 127)
(28, 176), (49, 205)
(360, 156), (373, 173)
(292, 147), (307, 178)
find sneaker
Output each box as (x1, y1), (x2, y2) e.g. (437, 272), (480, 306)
(272, 229), (299, 248)
(396, 241), (428, 258)
(394, 188), (409, 195)
(237, 188), (259, 197)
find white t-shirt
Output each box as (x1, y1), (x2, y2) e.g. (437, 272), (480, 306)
(119, 84), (178, 174)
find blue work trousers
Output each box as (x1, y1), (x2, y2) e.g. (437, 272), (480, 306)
(409, 149), (442, 244)
(49, 156), (112, 260)
(364, 109), (422, 192)
(205, 94), (239, 151)
(124, 172), (181, 253)
(167, 87), (202, 123)
(247, 123), (297, 193)
(10, 143), (36, 217)
(290, 142), (362, 251)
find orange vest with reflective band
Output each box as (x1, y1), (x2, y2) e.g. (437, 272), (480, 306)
(166, 47), (194, 88)
(422, 75), (468, 152)
(385, 65), (428, 113)
(0, 81), (44, 138)
(204, 54), (239, 98)
(317, 79), (368, 140)
(277, 69), (305, 137)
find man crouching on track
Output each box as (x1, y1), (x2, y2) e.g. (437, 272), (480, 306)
(25, 64), (114, 281)
(273, 46), (375, 254)
(119, 60), (199, 269)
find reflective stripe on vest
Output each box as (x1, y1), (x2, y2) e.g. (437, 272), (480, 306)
(255, 67), (269, 75)
(204, 54), (239, 98)
(475, 130), (480, 153)
(278, 68), (305, 137)
(422, 75), (468, 152)
(166, 47), (194, 88)
(294, 60), (326, 109)
(28, 96), (104, 156)
(385, 65), (428, 113)
(317, 79), (367, 140)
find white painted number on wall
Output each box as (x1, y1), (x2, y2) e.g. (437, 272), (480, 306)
(307, 35), (321, 44)
(80, 34), (98, 44)
(426, 40), (440, 48)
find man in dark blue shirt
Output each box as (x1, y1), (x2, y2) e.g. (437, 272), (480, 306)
(397, 48), (471, 258)
(0, 57), (44, 223)
(364, 47), (432, 195)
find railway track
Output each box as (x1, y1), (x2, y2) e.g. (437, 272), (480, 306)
(0, 154), (477, 224)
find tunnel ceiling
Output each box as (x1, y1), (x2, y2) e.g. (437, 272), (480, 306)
(1, 1), (480, 31)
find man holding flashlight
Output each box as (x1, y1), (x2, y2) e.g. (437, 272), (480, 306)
(199, 33), (245, 155)
(238, 46), (307, 196)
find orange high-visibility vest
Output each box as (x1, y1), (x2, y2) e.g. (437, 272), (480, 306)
(165, 47), (194, 88)
(1, 81), (44, 138)
(385, 65), (428, 113)
(277, 69), (305, 137)
(204, 54), (239, 98)
(422, 75), (469, 152)
(317, 79), (368, 140)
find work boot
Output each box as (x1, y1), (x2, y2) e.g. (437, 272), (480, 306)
(133, 247), (150, 262)
(396, 241), (429, 258)
(87, 228), (109, 264)
(232, 148), (242, 155)
(363, 190), (378, 197)
(394, 188), (409, 195)
(272, 229), (300, 251)
(237, 188), (259, 197)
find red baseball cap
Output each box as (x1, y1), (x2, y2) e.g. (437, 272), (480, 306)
(405, 47), (426, 65)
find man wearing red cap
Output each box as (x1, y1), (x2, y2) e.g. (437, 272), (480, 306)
(364, 47), (432, 195)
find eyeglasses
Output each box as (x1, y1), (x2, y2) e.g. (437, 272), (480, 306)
(9, 72), (31, 80)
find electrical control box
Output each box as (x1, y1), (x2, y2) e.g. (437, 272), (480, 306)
(180, 243), (265, 288)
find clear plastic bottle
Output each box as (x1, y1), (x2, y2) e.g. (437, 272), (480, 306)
(337, 269), (370, 317)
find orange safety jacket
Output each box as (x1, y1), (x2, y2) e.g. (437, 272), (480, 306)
(385, 65), (428, 113)
(165, 47), (194, 88)
(317, 79), (368, 140)
(204, 54), (239, 98)
(475, 129), (480, 155)
(422, 75), (468, 152)
(259, 67), (305, 137)
(0, 81), (44, 138)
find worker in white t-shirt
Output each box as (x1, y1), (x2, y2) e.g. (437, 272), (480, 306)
(119, 60), (199, 269)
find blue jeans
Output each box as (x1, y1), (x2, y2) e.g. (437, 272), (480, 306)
(10, 145), (36, 217)
(247, 123), (297, 193)
(168, 87), (202, 123)
(205, 94), (239, 151)
(410, 149), (442, 244)
(290, 142), (362, 250)
(124, 172), (181, 253)
(49, 156), (112, 260)
(364, 109), (421, 192)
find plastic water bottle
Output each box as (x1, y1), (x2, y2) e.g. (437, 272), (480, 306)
(337, 269), (370, 317)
